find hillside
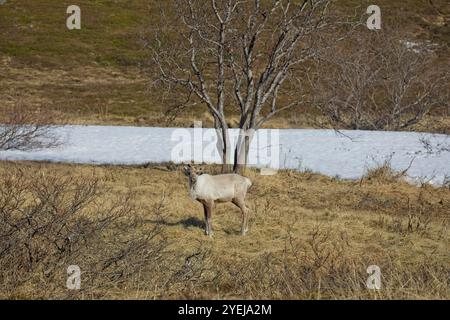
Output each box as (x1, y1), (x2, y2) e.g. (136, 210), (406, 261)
(0, 0), (449, 129)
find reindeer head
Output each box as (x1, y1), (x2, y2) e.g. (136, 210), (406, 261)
(182, 164), (194, 177)
(182, 164), (204, 179)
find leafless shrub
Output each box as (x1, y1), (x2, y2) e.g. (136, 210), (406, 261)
(0, 99), (61, 151)
(374, 211), (432, 236)
(419, 135), (450, 156)
(214, 225), (449, 299)
(0, 166), (230, 299)
(361, 157), (411, 184)
(0, 166), (169, 299)
(311, 28), (449, 131)
(165, 244), (222, 299)
(443, 175), (450, 189)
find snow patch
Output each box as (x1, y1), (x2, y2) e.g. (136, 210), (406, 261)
(0, 125), (449, 186)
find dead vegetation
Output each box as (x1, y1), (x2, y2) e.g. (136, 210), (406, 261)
(0, 161), (448, 299)
(311, 28), (449, 131)
(360, 158), (410, 184)
(0, 97), (61, 151)
(0, 166), (170, 298)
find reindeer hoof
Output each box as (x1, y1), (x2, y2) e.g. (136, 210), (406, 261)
(205, 230), (214, 237)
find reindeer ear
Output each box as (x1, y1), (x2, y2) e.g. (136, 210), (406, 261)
(183, 166), (190, 175)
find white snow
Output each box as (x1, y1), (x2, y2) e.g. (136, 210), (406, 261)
(0, 125), (449, 185)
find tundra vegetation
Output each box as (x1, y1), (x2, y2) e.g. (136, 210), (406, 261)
(0, 0), (449, 300)
(1, 1), (448, 143)
(0, 162), (448, 299)
(310, 27), (449, 131)
(0, 96), (61, 151)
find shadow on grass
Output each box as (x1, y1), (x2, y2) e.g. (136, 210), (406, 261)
(145, 217), (204, 229)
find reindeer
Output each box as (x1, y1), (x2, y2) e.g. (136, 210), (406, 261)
(183, 164), (252, 237)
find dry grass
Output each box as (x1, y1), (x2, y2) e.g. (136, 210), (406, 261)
(1, 0), (449, 133)
(361, 159), (409, 184)
(0, 161), (448, 299)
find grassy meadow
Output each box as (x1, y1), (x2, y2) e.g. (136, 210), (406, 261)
(0, 0), (449, 131)
(0, 161), (448, 299)
(0, 0), (449, 300)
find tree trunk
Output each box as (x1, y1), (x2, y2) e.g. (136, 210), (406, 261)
(221, 126), (231, 173)
(214, 117), (231, 173)
(233, 130), (252, 174)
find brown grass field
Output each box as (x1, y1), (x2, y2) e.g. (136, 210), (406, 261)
(0, 0), (449, 300)
(1, 161), (448, 299)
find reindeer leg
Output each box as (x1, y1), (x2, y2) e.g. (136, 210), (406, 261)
(233, 198), (249, 236)
(242, 205), (249, 236)
(243, 205), (249, 235)
(202, 203), (209, 236)
(205, 201), (214, 237)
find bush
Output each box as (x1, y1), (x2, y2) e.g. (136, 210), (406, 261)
(0, 166), (168, 298)
(312, 28), (449, 131)
(0, 98), (61, 151)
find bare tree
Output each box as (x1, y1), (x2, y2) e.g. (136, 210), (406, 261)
(0, 98), (61, 151)
(149, 0), (349, 172)
(310, 29), (450, 131)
